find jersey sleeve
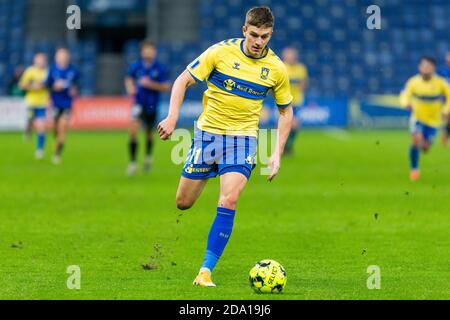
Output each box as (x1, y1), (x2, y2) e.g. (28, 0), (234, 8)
(273, 64), (293, 108)
(45, 68), (54, 88)
(19, 69), (32, 88)
(127, 63), (138, 79)
(186, 45), (218, 82)
(400, 78), (414, 107)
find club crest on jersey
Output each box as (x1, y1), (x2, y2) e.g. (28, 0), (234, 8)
(260, 67), (270, 80)
(223, 79), (236, 91)
(233, 62), (240, 70)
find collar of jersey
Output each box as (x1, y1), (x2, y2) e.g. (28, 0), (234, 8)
(240, 39), (269, 60)
(140, 59), (156, 69)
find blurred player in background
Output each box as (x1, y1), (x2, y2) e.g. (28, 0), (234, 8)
(282, 47), (308, 155)
(45, 47), (79, 165)
(125, 40), (170, 176)
(157, 7), (293, 287)
(19, 53), (49, 159)
(438, 52), (450, 146)
(400, 57), (450, 181)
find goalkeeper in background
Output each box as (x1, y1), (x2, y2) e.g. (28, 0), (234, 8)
(400, 56), (450, 181)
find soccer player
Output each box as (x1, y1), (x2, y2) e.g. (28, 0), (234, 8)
(45, 47), (79, 165)
(282, 47), (308, 155)
(157, 7), (293, 287)
(125, 40), (170, 176)
(437, 52), (450, 146)
(400, 56), (450, 181)
(19, 53), (49, 159)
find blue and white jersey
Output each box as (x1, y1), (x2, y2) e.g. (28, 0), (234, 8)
(46, 64), (80, 109)
(127, 59), (169, 113)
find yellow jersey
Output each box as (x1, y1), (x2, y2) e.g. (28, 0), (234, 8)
(286, 63), (308, 106)
(19, 66), (49, 108)
(400, 74), (450, 128)
(187, 38), (292, 137)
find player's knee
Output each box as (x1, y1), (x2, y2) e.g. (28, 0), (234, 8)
(218, 193), (239, 210)
(412, 137), (421, 147)
(176, 196), (193, 210)
(422, 143), (431, 152)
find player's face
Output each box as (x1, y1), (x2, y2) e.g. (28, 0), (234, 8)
(141, 46), (156, 62)
(282, 48), (297, 65)
(55, 50), (70, 67)
(419, 60), (435, 77)
(34, 54), (47, 69)
(242, 25), (272, 57)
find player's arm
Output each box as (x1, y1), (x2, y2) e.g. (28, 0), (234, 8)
(441, 81), (450, 122)
(158, 45), (217, 140)
(124, 76), (137, 96)
(268, 64), (294, 182)
(18, 70), (36, 91)
(157, 70), (196, 140)
(267, 105), (293, 182)
(299, 67), (308, 92)
(400, 79), (413, 110)
(69, 69), (80, 97)
(139, 77), (171, 92)
(124, 63), (138, 96)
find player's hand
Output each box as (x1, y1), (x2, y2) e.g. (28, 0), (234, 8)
(69, 87), (78, 97)
(53, 80), (66, 91)
(31, 82), (44, 90)
(140, 77), (157, 89)
(267, 153), (281, 182)
(157, 116), (177, 140)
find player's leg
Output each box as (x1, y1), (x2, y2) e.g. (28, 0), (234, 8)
(126, 118), (140, 176)
(409, 124), (423, 181)
(285, 106), (300, 155)
(175, 177), (208, 210)
(194, 171), (248, 287)
(24, 108), (34, 142)
(143, 112), (157, 172)
(33, 108), (47, 160)
(420, 125), (437, 153)
(53, 109), (69, 164)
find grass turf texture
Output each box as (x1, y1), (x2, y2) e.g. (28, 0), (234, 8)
(0, 130), (449, 300)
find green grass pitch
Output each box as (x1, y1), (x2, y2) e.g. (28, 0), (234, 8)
(1, 130), (449, 299)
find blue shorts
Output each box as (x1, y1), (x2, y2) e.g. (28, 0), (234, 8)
(292, 106), (302, 117)
(28, 107), (47, 120)
(410, 120), (437, 144)
(182, 128), (257, 180)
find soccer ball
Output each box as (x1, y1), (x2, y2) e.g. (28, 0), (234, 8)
(249, 259), (287, 294)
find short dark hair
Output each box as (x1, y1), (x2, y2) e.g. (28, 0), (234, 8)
(245, 6), (274, 28)
(140, 39), (156, 50)
(421, 56), (436, 66)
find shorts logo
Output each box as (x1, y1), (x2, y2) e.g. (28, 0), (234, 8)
(260, 67), (270, 80)
(184, 164), (194, 174)
(245, 154), (256, 165)
(223, 79), (236, 91)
